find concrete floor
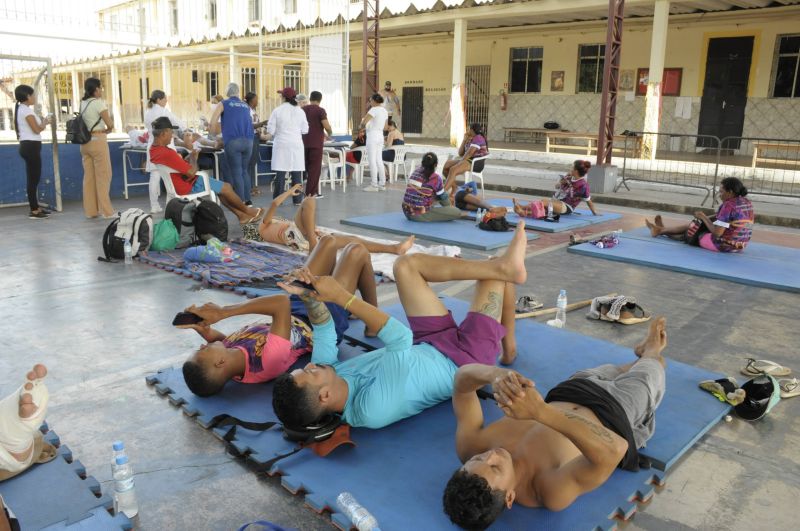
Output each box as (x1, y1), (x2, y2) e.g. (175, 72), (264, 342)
(1, 182), (798, 531)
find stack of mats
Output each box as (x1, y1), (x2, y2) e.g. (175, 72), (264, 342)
(568, 227), (800, 293)
(0, 425), (131, 530)
(146, 298), (729, 530)
(461, 198), (623, 233)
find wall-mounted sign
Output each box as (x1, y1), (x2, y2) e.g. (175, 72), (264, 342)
(636, 67), (683, 96)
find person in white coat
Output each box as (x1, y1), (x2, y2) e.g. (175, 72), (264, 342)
(144, 90), (186, 213)
(359, 93), (389, 192)
(266, 87), (308, 206)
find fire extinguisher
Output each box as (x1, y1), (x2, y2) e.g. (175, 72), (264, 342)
(499, 90), (507, 111)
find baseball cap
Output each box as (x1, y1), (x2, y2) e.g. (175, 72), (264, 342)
(151, 116), (179, 130)
(734, 375), (781, 421)
(277, 86), (297, 99)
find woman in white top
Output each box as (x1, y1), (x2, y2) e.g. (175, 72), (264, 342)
(144, 90), (186, 213)
(359, 93), (389, 191)
(79, 77), (115, 219)
(14, 84), (52, 219)
(266, 86), (309, 206)
(245, 92), (268, 200)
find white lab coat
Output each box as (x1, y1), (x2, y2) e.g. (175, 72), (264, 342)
(267, 102), (309, 172)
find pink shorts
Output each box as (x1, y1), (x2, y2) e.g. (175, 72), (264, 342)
(699, 233), (720, 252)
(407, 311), (506, 367)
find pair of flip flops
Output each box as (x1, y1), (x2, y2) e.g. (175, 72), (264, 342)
(587, 295), (651, 325)
(739, 358), (798, 399)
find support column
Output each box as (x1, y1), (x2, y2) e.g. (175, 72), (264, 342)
(161, 56), (171, 95)
(228, 45), (237, 87)
(110, 63), (122, 132)
(449, 18), (467, 147)
(641, 0), (670, 160)
(71, 70), (80, 114)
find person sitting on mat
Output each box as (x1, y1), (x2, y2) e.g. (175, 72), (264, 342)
(403, 153), (505, 223)
(512, 160), (599, 220)
(179, 235), (391, 397)
(443, 123), (489, 197)
(453, 181), (510, 214)
(149, 116), (264, 225)
(442, 317), (667, 530)
(248, 183), (416, 255)
(271, 222), (528, 431)
(1, 364), (57, 482)
(644, 177), (753, 253)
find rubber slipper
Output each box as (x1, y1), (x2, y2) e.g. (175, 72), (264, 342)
(618, 303), (652, 325)
(740, 358), (792, 377)
(515, 296), (543, 314)
(699, 377), (745, 406)
(779, 378), (800, 399)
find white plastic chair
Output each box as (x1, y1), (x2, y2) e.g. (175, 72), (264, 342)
(464, 155), (490, 198)
(321, 149), (346, 192)
(157, 165), (218, 203)
(345, 146), (368, 186)
(383, 145), (408, 183)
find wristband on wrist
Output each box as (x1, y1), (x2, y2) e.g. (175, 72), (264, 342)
(344, 294), (356, 311)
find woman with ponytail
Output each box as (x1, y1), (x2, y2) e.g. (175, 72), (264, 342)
(79, 77), (115, 219)
(14, 84), (51, 219)
(143, 89), (186, 213)
(645, 176), (753, 252)
(402, 152), (466, 222)
(443, 122), (489, 196)
(512, 159), (599, 219)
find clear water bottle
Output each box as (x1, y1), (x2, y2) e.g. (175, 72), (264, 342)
(475, 208), (485, 226)
(336, 492), (380, 531)
(123, 240), (133, 265)
(555, 289), (568, 328)
(111, 441), (126, 476)
(113, 455), (139, 518)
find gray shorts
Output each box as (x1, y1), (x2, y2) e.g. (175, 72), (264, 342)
(570, 358), (666, 448)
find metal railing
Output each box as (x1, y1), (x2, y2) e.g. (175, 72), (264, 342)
(617, 132), (800, 206)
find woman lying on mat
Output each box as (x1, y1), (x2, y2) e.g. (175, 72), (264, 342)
(403, 152), (504, 222)
(443, 123), (489, 197)
(179, 236), (396, 397)
(248, 183), (415, 254)
(644, 177), (753, 253)
(512, 160), (599, 220)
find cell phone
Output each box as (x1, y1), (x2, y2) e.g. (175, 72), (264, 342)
(172, 311), (203, 326)
(288, 279), (315, 291)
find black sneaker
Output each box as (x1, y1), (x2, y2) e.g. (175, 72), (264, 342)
(245, 201), (253, 207)
(29, 211), (49, 219)
(38, 207), (52, 215)
(314, 193), (324, 199)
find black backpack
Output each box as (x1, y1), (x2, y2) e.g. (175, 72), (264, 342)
(65, 99), (102, 144)
(195, 198), (228, 242)
(98, 208), (153, 262)
(479, 215), (511, 232)
(165, 197), (199, 248)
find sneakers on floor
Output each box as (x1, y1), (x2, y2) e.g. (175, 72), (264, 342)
(150, 205), (163, 214)
(29, 210), (49, 219)
(363, 186), (381, 192)
(314, 193), (324, 199)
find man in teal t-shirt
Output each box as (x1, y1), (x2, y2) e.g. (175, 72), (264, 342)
(272, 222), (529, 430)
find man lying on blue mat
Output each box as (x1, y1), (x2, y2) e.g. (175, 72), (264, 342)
(178, 234), (386, 396)
(443, 317), (668, 530)
(271, 223), (529, 430)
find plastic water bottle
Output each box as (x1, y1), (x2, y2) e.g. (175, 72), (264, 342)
(336, 492), (380, 531)
(475, 208), (485, 226)
(123, 240), (133, 265)
(548, 290), (568, 329)
(113, 455), (139, 518)
(111, 441), (126, 476)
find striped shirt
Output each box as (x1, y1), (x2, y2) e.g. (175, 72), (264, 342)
(402, 166), (446, 217)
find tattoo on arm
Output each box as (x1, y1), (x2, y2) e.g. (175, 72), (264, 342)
(478, 291), (503, 321)
(563, 411), (615, 445)
(301, 295), (332, 325)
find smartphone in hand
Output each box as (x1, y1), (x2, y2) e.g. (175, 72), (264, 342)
(172, 311), (203, 326)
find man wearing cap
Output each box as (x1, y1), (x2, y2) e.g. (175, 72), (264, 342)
(381, 81), (401, 122)
(266, 87), (309, 205)
(149, 116), (264, 224)
(302, 91), (333, 199)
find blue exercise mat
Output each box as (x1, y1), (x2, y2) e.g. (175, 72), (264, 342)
(344, 298), (729, 471)
(0, 429), (130, 530)
(462, 198), (622, 233)
(340, 212), (538, 250)
(568, 227), (800, 293)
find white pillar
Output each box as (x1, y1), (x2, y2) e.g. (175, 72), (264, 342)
(161, 56), (171, 95)
(228, 45), (237, 87)
(449, 19), (468, 147)
(71, 70), (81, 114)
(110, 63), (122, 132)
(642, 0), (670, 160)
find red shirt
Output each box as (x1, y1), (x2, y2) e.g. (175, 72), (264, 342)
(302, 104), (327, 147)
(149, 145), (195, 195)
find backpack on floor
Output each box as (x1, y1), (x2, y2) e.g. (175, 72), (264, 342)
(478, 212), (511, 232)
(99, 208), (153, 262)
(194, 198), (228, 242)
(165, 197), (199, 248)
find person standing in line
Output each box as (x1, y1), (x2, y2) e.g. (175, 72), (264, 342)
(302, 91), (333, 199)
(359, 93), (388, 192)
(245, 92), (268, 202)
(381, 80), (401, 122)
(209, 83), (253, 203)
(14, 85), (52, 219)
(266, 87), (308, 206)
(143, 89), (186, 213)
(79, 77), (115, 219)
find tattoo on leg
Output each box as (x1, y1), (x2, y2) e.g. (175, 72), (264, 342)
(300, 295), (332, 325)
(563, 411), (615, 445)
(479, 291), (503, 320)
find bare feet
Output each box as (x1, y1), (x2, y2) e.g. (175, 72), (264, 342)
(512, 198), (526, 217)
(500, 222), (528, 284)
(634, 317), (667, 363)
(490, 206), (508, 216)
(19, 365), (47, 419)
(654, 214), (664, 228)
(645, 219), (662, 238)
(395, 235), (415, 255)
(1, 364), (49, 467)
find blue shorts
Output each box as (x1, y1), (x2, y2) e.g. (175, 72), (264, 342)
(191, 176), (224, 195)
(290, 295), (350, 344)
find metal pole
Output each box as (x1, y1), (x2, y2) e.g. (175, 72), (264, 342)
(258, 38), (264, 116)
(46, 58), (62, 212)
(139, 0), (147, 122)
(596, 0), (625, 166)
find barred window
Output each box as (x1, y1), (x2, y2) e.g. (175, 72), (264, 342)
(508, 47), (543, 93)
(772, 35), (800, 98)
(577, 44), (605, 93)
(242, 67), (257, 95)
